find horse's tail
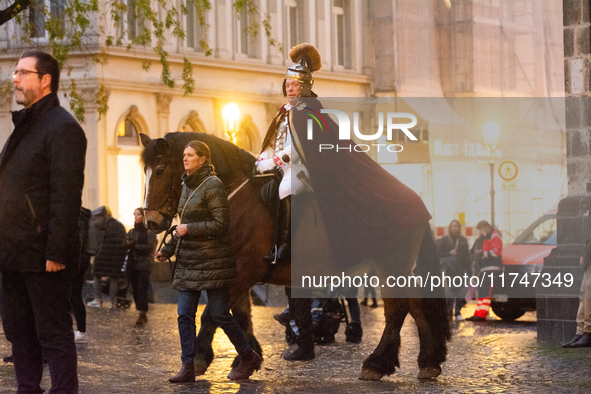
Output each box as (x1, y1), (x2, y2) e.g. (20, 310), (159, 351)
(415, 224), (452, 345)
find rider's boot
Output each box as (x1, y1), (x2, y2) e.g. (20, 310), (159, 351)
(284, 296), (314, 361)
(284, 329), (315, 361)
(264, 196), (291, 263)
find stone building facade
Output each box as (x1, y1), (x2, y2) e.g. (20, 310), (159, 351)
(0, 0), (566, 239)
(536, 0), (591, 344)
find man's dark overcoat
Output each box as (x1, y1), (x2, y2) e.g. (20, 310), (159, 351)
(0, 93), (87, 272)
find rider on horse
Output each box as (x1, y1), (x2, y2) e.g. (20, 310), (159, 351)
(256, 43), (321, 263)
(258, 43), (432, 271)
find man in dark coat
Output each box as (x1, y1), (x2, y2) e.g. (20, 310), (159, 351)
(0, 51), (86, 393)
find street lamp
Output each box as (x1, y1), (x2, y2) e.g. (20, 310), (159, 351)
(483, 121), (500, 227)
(222, 103), (241, 144)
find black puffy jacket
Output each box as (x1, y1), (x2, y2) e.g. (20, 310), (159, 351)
(93, 217), (127, 278)
(127, 223), (157, 271)
(161, 165), (237, 291)
(437, 234), (471, 276)
(0, 93), (86, 272)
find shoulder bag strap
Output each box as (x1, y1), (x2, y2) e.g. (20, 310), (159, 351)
(171, 175), (215, 280)
(179, 175), (215, 222)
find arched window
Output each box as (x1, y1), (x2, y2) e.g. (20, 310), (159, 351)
(117, 106), (147, 146)
(236, 114), (258, 153)
(179, 110), (207, 133)
(117, 118), (140, 145)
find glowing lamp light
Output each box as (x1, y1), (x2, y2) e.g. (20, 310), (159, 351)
(222, 103), (241, 143)
(483, 121), (500, 152)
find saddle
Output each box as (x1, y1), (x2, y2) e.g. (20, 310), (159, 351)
(260, 169), (281, 213)
(260, 168), (314, 214)
(258, 169), (314, 283)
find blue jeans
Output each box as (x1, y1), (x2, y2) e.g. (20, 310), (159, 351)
(177, 288), (250, 364)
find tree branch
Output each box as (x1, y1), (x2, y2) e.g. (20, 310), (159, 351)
(0, 0), (32, 27)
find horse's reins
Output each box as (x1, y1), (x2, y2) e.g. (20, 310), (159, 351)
(227, 173), (276, 199)
(227, 178), (250, 200)
(156, 224), (177, 279)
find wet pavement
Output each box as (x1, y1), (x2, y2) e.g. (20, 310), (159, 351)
(1, 298), (590, 393)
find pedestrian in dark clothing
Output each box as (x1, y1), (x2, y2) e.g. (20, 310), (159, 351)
(437, 220), (471, 320)
(360, 268), (378, 308)
(126, 207), (157, 325)
(71, 207), (91, 343)
(0, 51), (86, 393)
(88, 207), (127, 309)
(468, 233), (485, 300)
(470, 234), (485, 277)
(156, 140), (261, 382)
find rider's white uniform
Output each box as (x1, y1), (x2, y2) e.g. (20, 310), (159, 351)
(257, 103), (308, 200)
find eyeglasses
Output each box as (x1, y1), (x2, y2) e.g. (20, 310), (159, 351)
(11, 69), (44, 78)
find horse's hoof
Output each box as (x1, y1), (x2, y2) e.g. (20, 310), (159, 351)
(359, 368), (384, 381)
(417, 366), (441, 379)
(194, 362), (208, 376)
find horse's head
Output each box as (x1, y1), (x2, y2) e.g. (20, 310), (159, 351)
(140, 134), (183, 233)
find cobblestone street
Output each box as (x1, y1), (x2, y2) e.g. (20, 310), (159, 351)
(1, 299), (590, 393)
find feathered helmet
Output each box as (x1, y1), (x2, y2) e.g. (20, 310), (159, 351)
(283, 43), (322, 98)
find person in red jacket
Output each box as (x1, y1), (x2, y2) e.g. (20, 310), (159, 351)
(467, 220), (502, 321)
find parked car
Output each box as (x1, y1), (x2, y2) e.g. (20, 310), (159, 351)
(491, 209), (557, 321)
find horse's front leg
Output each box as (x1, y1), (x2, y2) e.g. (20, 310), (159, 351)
(194, 306), (217, 375)
(229, 292), (263, 370)
(360, 298), (409, 381)
(408, 297), (450, 379)
(193, 292), (263, 374)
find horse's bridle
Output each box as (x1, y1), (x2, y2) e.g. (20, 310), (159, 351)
(144, 165), (256, 222)
(144, 169), (179, 221)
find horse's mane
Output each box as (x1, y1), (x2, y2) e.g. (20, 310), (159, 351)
(141, 132), (256, 184)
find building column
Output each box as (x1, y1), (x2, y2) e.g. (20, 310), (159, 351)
(80, 86), (110, 210)
(537, 0), (591, 344)
(215, 0), (233, 60)
(156, 93), (173, 138)
(0, 94), (11, 144)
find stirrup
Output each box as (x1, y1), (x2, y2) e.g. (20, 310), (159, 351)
(263, 245), (279, 264)
(264, 243), (290, 264)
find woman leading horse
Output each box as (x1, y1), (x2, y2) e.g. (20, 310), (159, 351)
(155, 140), (261, 382)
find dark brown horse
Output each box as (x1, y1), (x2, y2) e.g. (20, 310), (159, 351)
(140, 131), (450, 380)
